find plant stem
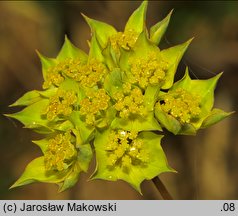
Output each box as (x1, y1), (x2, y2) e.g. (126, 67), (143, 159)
(152, 176), (173, 200)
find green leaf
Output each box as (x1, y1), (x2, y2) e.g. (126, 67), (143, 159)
(144, 85), (161, 111)
(201, 109), (234, 129)
(88, 34), (104, 62)
(118, 48), (131, 72)
(57, 36), (88, 62)
(82, 13), (117, 48)
(10, 88), (57, 107)
(95, 106), (117, 129)
(27, 125), (54, 135)
(132, 31), (159, 57)
(36, 51), (56, 81)
(154, 104), (181, 135)
(53, 120), (74, 132)
(58, 143), (92, 192)
(101, 43), (117, 70)
(10, 90), (41, 107)
(92, 129), (173, 193)
(104, 68), (124, 96)
(111, 112), (162, 132)
(6, 99), (49, 128)
(32, 139), (48, 154)
(58, 162), (81, 192)
(38, 88), (58, 98)
(77, 144), (93, 172)
(58, 77), (85, 104)
(180, 124), (196, 135)
(125, 1), (148, 34)
(69, 111), (95, 143)
(10, 157), (68, 189)
(150, 10), (173, 45)
(161, 38), (193, 89)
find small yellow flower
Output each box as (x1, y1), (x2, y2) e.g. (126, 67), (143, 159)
(113, 84), (146, 119)
(159, 88), (201, 124)
(44, 89), (77, 121)
(129, 52), (168, 89)
(110, 29), (138, 52)
(43, 58), (81, 89)
(44, 131), (77, 172)
(43, 58), (107, 89)
(79, 89), (110, 126)
(76, 59), (108, 88)
(106, 130), (149, 169)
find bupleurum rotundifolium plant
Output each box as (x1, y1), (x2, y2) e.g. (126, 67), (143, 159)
(7, 1), (233, 194)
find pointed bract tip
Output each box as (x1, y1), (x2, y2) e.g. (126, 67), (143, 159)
(166, 9), (174, 19)
(58, 186), (66, 193)
(138, 0), (148, 19)
(187, 37), (194, 44)
(212, 72), (224, 84)
(210, 71), (223, 83)
(217, 71), (223, 78)
(35, 50), (48, 60)
(9, 185), (14, 190)
(81, 13), (91, 24)
(35, 49), (42, 57)
(64, 34), (69, 41)
(3, 113), (12, 118)
(142, 0), (148, 7)
(31, 140), (38, 145)
(133, 184), (142, 195)
(9, 181), (18, 190)
(169, 8), (174, 15)
(184, 67), (191, 79)
(81, 13), (95, 33)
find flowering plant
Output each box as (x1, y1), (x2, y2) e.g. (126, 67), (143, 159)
(7, 1), (232, 195)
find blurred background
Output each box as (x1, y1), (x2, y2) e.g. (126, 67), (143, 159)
(0, 1), (238, 200)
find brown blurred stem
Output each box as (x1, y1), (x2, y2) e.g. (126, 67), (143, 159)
(152, 176), (173, 200)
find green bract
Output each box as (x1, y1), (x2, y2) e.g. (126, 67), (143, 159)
(155, 68), (233, 135)
(92, 129), (173, 194)
(7, 1), (232, 194)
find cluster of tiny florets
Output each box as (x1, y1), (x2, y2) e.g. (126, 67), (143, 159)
(159, 88), (201, 124)
(43, 58), (81, 89)
(113, 83), (147, 119)
(110, 29), (138, 52)
(44, 89), (77, 121)
(79, 89), (110, 125)
(129, 52), (168, 89)
(106, 130), (149, 170)
(44, 131), (77, 172)
(75, 58), (108, 88)
(43, 58), (107, 89)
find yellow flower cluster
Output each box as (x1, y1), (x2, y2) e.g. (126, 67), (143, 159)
(160, 88), (201, 124)
(44, 89), (77, 121)
(106, 130), (149, 169)
(43, 58), (107, 89)
(43, 59), (80, 89)
(79, 89), (110, 125)
(44, 131), (77, 172)
(56, 58), (82, 81)
(71, 58), (108, 88)
(113, 83), (147, 118)
(129, 52), (168, 89)
(110, 29), (138, 52)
